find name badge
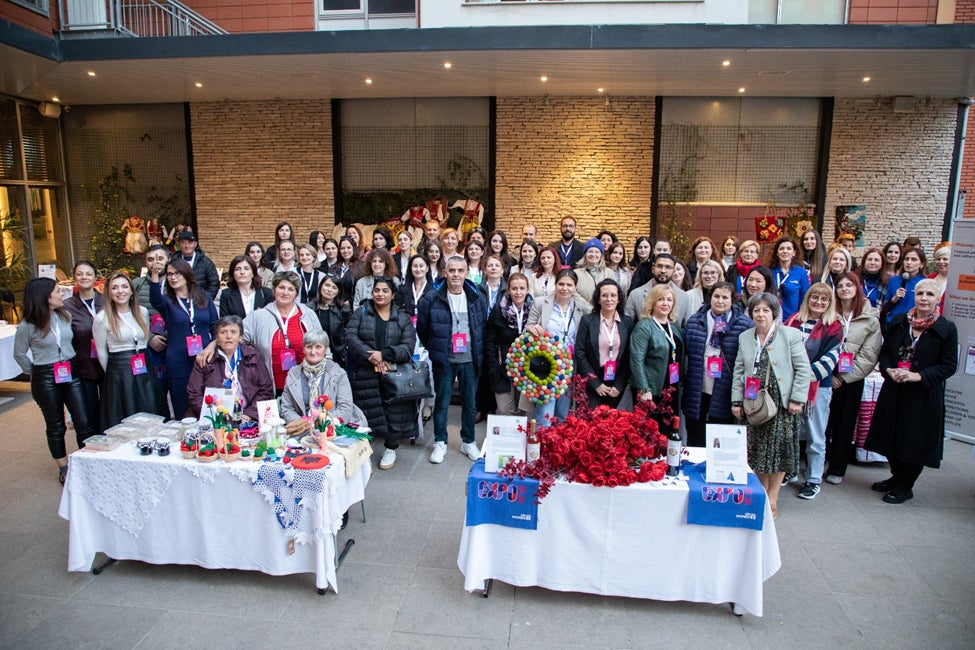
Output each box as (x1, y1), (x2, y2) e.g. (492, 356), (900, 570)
(185, 335), (203, 356)
(53, 360), (73, 384)
(706, 356), (723, 378)
(410, 315), (417, 327)
(838, 352), (854, 373)
(897, 361), (911, 370)
(744, 375), (761, 400)
(131, 352), (148, 376)
(90, 339), (98, 359)
(603, 359), (617, 381)
(568, 344), (575, 358)
(280, 349), (297, 371)
(452, 332), (468, 353)
(668, 362), (680, 385)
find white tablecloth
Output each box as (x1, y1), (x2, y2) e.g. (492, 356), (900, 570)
(457, 450), (780, 616)
(0, 324), (20, 381)
(58, 444), (370, 592)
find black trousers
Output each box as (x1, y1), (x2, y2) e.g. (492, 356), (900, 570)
(685, 393), (736, 448)
(825, 379), (864, 477)
(889, 459), (924, 490)
(78, 376), (103, 436)
(31, 363), (93, 459)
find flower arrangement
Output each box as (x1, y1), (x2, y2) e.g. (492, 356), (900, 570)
(505, 331), (573, 404)
(310, 394), (335, 447)
(499, 383), (671, 501)
(203, 393), (230, 430)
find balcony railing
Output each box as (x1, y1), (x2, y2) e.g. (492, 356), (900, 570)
(60, 0), (228, 36)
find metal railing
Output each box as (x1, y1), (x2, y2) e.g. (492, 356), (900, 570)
(60, 0), (228, 36)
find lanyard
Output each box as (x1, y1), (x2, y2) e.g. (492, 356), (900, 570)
(119, 312), (141, 352)
(553, 302), (575, 339)
(775, 268), (789, 289)
(559, 242), (573, 263)
(488, 284), (499, 310)
(412, 281), (426, 310)
(754, 325), (775, 370)
(51, 313), (63, 359)
(177, 297), (197, 335)
(653, 318), (676, 363)
(301, 270), (316, 298)
(80, 297), (98, 319)
(907, 327), (923, 350)
(840, 312), (853, 343)
(601, 317), (618, 360)
(274, 305), (299, 348)
(515, 305), (525, 332)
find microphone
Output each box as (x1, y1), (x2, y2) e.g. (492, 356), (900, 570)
(901, 272), (910, 283)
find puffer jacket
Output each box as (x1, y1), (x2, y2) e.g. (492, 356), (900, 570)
(416, 279), (487, 374)
(345, 300), (417, 441)
(681, 304), (753, 421)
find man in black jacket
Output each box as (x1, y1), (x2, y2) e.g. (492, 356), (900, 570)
(550, 216), (584, 268)
(173, 229), (221, 299)
(416, 256), (487, 464)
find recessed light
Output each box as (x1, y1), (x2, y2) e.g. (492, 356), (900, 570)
(540, 76), (548, 82)
(444, 62), (452, 69)
(722, 60), (731, 67)
(738, 87), (746, 93)
(862, 76), (871, 82)
(597, 88), (605, 93)
(365, 78), (373, 85)
(87, 71), (96, 77)
(51, 97), (60, 103)
(195, 82), (203, 88)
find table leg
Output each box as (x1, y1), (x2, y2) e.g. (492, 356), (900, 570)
(92, 556), (117, 575)
(731, 603), (744, 617)
(482, 578), (493, 598)
(337, 539), (355, 568)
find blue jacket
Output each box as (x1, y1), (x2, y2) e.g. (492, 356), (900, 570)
(681, 305), (753, 421)
(771, 264), (810, 321)
(416, 279), (487, 374)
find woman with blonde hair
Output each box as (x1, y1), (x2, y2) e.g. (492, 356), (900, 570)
(725, 239), (762, 297)
(687, 259), (725, 313)
(94, 272), (166, 428)
(630, 283), (684, 404)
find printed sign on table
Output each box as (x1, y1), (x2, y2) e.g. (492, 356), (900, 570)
(482, 414), (527, 474)
(705, 423), (748, 485)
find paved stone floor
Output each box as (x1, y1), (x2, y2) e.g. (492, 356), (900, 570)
(1, 378), (973, 649)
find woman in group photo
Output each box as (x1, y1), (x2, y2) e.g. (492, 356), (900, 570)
(63, 260), (104, 435)
(484, 272), (533, 416)
(220, 255), (273, 319)
(353, 248), (399, 308)
(574, 279), (633, 409)
(767, 236), (809, 321)
(630, 283), (684, 405)
(310, 274), (351, 369)
(529, 245), (559, 300)
(279, 328), (364, 427)
(262, 221), (295, 270)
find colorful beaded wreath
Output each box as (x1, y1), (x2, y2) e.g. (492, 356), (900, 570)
(506, 330), (573, 404)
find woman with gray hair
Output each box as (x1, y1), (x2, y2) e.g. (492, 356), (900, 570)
(186, 314), (274, 420)
(280, 328), (365, 430)
(731, 292), (813, 518)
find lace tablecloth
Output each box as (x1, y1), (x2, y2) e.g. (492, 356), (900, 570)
(58, 444), (370, 592)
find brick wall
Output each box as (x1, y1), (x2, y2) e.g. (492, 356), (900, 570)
(0, 1), (55, 34)
(184, 0), (313, 33)
(494, 96), (654, 248)
(823, 97), (956, 251)
(956, 0), (975, 21)
(847, 0), (938, 23)
(189, 100), (334, 272)
(957, 1), (975, 217)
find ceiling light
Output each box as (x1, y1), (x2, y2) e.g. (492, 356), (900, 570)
(597, 88), (605, 93)
(87, 71), (96, 77)
(365, 78), (373, 85)
(195, 82), (203, 88)
(51, 97), (60, 103)
(738, 87), (746, 93)
(540, 76), (548, 82)
(722, 60), (731, 67)
(444, 62), (452, 69)
(862, 76), (871, 82)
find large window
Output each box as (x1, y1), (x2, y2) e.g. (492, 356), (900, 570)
(322, 0), (414, 14)
(749, 0), (846, 24)
(658, 97), (821, 204)
(9, 0), (49, 16)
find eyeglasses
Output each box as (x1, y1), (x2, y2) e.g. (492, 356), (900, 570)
(166, 272), (182, 278)
(808, 295), (832, 304)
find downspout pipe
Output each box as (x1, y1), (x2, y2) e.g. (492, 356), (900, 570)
(944, 97), (973, 242)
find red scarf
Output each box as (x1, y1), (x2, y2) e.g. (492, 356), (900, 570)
(735, 258), (760, 279)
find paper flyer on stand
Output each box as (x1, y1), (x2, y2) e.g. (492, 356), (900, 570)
(705, 424), (748, 484)
(482, 415), (527, 473)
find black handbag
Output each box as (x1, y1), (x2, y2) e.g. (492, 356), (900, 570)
(381, 361), (434, 402)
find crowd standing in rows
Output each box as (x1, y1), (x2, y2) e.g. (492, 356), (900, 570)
(14, 217), (957, 515)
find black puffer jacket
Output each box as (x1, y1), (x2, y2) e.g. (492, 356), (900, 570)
(345, 301), (418, 441)
(483, 294), (532, 394)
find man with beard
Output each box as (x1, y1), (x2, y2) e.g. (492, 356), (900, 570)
(550, 216), (584, 268)
(624, 253), (693, 326)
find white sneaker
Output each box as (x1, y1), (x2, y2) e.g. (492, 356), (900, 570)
(429, 441), (447, 464)
(379, 448), (396, 470)
(460, 441), (481, 462)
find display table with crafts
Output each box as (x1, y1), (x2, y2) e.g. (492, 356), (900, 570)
(58, 438), (371, 593)
(457, 448), (780, 617)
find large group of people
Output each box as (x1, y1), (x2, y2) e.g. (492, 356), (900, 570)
(14, 217), (958, 516)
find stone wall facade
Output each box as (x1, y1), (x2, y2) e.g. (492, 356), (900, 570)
(494, 96), (655, 247)
(823, 96), (956, 250)
(189, 100), (334, 272)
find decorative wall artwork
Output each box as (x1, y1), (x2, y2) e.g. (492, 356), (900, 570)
(835, 205), (867, 246)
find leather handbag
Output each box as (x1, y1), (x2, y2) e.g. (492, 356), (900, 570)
(743, 363), (778, 426)
(381, 360), (434, 402)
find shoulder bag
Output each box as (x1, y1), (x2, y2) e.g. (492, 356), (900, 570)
(743, 361), (778, 426)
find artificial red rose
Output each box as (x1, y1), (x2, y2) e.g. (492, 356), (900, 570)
(649, 462), (667, 482)
(574, 471), (591, 484)
(578, 451), (594, 467)
(591, 475), (607, 487)
(606, 475), (620, 488)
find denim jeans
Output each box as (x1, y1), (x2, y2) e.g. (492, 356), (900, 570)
(801, 383), (832, 484)
(433, 362), (477, 444)
(31, 363), (93, 459)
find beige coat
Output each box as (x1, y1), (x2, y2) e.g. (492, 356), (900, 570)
(732, 325), (813, 408)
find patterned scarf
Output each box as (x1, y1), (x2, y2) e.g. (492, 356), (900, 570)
(499, 292), (533, 333)
(907, 308), (938, 332)
(708, 311), (730, 348)
(301, 357), (329, 413)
